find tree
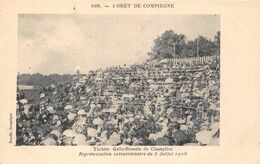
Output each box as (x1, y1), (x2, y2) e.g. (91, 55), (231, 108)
(150, 30), (186, 59)
(180, 40), (196, 57)
(149, 30), (220, 59)
(214, 31), (220, 55)
(194, 36), (217, 56)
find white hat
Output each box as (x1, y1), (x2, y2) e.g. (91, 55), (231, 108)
(124, 119), (130, 124)
(129, 117), (134, 122)
(187, 115), (192, 119)
(158, 117), (164, 122)
(40, 93), (45, 98)
(80, 96), (86, 100)
(47, 106), (55, 113)
(180, 124), (188, 131)
(93, 118), (103, 125)
(64, 105), (73, 110)
(19, 99), (28, 104)
(67, 112), (76, 121)
(50, 130), (61, 138)
(77, 109), (87, 115)
(50, 84), (56, 89)
(177, 119), (186, 124)
(125, 138), (131, 143)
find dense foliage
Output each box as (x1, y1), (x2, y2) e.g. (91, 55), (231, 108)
(17, 73), (75, 87)
(149, 30), (220, 59)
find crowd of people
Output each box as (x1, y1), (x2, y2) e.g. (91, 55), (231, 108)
(16, 56), (220, 146)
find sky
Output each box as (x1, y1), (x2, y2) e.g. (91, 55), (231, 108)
(18, 14), (219, 75)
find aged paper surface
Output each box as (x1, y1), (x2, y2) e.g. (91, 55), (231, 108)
(0, 0), (260, 163)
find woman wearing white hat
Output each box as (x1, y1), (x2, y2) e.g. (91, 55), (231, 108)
(72, 110), (87, 133)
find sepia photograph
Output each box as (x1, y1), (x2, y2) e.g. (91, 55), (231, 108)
(16, 14), (220, 146)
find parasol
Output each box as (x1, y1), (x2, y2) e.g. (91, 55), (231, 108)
(72, 134), (87, 145)
(105, 132), (121, 146)
(63, 129), (77, 138)
(195, 130), (215, 145)
(87, 128), (98, 138)
(41, 138), (57, 146)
